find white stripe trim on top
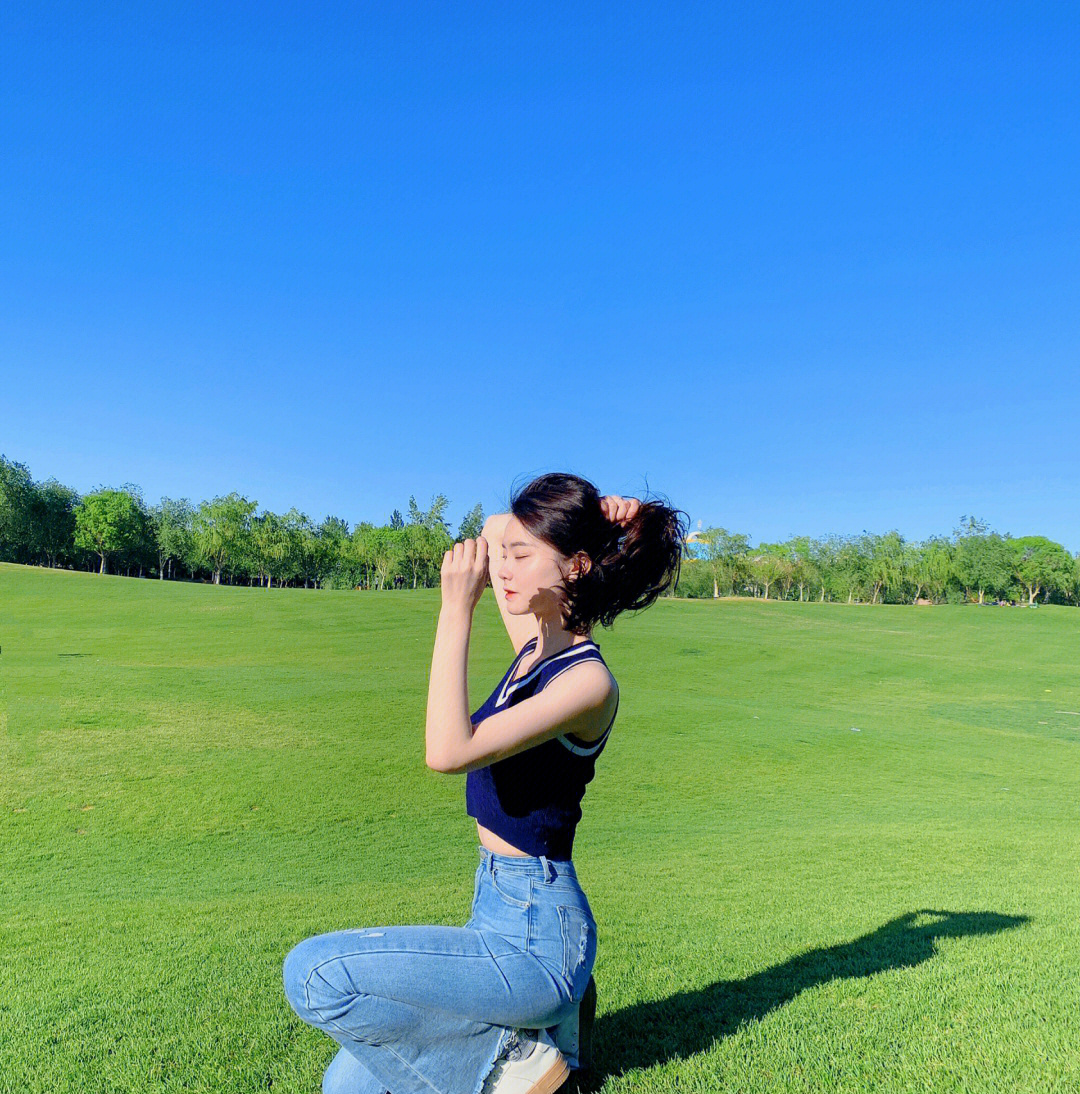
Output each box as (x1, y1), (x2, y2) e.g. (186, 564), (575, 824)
(557, 680), (617, 755)
(495, 640), (598, 708)
(557, 723), (613, 755)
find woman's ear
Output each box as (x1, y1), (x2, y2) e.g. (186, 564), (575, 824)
(570, 551), (591, 580)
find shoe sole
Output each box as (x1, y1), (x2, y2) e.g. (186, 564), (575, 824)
(530, 1054), (571, 1094)
(533, 1050), (573, 1094)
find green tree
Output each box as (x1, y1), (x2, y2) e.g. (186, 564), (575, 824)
(315, 516), (351, 587)
(458, 502), (486, 542)
(833, 535), (871, 603)
(748, 551), (786, 600)
(864, 530), (906, 604)
(905, 536), (953, 603)
(73, 489), (144, 574)
(348, 523), (404, 590)
(408, 493), (451, 536)
(278, 508), (313, 587)
(401, 522), (447, 589)
(153, 498), (194, 580)
(810, 536), (841, 601)
(1010, 536), (1074, 605)
(192, 493), (257, 584)
(784, 536), (819, 601)
(688, 527), (750, 597)
(0, 455), (36, 562)
(30, 478), (79, 567)
(250, 510), (287, 587)
(1060, 554), (1080, 606)
(951, 517), (1013, 604)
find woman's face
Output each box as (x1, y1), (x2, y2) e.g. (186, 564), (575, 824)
(495, 515), (580, 617)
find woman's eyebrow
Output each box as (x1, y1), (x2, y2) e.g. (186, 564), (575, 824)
(503, 540), (530, 548)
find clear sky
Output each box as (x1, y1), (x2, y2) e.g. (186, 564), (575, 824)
(2, 3), (1078, 549)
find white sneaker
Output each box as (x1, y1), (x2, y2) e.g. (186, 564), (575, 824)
(479, 1027), (570, 1094)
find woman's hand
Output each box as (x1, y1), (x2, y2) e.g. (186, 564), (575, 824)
(440, 536), (490, 615)
(600, 495), (641, 527)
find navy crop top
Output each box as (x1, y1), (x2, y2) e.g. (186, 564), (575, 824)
(465, 636), (618, 859)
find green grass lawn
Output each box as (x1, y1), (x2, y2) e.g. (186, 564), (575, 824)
(3, 561), (1079, 1093)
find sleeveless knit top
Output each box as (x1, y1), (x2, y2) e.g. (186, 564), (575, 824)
(465, 636), (618, 859)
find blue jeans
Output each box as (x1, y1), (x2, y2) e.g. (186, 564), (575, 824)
(282, 844), (598, 1094)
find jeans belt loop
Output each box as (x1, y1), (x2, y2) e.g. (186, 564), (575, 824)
(539, 854), (554, 883)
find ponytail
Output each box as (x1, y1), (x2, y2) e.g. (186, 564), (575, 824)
(509, 473), (689, 636)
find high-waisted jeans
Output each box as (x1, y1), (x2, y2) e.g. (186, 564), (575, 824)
(282, 844), (598, 1094)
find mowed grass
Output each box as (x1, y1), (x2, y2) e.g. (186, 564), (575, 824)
(2, 561), (1079, 1094)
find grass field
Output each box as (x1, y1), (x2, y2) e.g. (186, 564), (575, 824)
(3, 561), (1079, 1093)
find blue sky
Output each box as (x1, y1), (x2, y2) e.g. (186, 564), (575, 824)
(2, 2), (1078, 549)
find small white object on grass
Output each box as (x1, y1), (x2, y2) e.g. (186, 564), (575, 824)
(850, 727), (861, 732)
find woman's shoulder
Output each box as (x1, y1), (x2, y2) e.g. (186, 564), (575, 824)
(541, 654), (618, 745)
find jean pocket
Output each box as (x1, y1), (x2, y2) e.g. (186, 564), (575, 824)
(490, 866), (532, 909)
(557, 903), (597, 1002)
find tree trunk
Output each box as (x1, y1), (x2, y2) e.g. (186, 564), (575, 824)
(978, 588), (985, 604)
(99, 553), (107, 574)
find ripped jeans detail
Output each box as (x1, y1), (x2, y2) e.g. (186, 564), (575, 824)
(556, 902), (597, 1004)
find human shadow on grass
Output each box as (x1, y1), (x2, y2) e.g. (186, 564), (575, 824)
(567, 908), (1028, 1092)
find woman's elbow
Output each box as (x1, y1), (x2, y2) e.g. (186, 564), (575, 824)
(426, 750), (455, 773)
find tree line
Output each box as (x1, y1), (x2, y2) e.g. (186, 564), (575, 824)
(679, 517), (1080, 605)
(0, 454), (483, 589)
(3, 453), (1078, 604)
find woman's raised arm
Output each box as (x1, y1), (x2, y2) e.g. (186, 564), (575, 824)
(481, 512), (537, 656)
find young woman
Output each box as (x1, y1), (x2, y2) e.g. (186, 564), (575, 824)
(283, 473), (687, 1094)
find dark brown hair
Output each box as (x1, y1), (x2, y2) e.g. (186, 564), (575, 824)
(507, 472), (689, 636)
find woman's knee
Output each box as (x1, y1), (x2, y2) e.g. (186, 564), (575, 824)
(283, 936), (372, 1031)
(282, 937), (320, 1017)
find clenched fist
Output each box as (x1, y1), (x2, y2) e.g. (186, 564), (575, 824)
(600, 495), (641, 527)
(441, 536), (490, 615)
